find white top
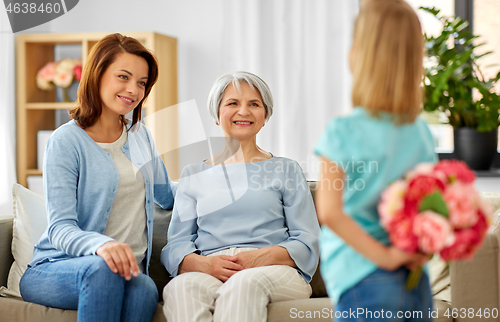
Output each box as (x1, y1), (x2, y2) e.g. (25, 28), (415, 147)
(97, 126), (147, 272)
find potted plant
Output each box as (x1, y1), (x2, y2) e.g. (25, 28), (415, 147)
(421, 7), (500, 170)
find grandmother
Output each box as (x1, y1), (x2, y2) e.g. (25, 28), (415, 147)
(161, 71), (320, 322)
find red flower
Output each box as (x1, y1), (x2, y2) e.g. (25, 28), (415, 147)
(73, 65), (82, 82)
(387, 210), (419, 253)
(439, 213), (488, 261)
(406, 174), (445, 203)
(434, 160), (476, 184)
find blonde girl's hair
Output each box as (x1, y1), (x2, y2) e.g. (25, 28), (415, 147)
(351, 0), (424, 124)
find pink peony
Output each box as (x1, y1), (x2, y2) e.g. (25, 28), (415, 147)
(434, 159), (476, 184)
(406, 163), (436, 181)
(56, 58), (76, 73)
(38, 62), (56, 81)
(53, 69), (73, 88)
(413, 211), (455, 254)
(378, 180), (407, 228)
(406, 174), (445, 204)
(36, 73), (54, 90)
(387, 211), (419, 253)
(443, 182), (480, 229)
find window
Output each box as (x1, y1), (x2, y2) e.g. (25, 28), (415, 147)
(407, 0), (455, 152)
(474, 0), (500, 151)
(408, 0), (500, 152)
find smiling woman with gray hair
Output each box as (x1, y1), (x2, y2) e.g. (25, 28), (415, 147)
(161, 71), (320, 322)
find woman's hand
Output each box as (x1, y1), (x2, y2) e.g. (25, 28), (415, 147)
(206, 256), (243, 282)
(96, 241), (139, 280)
(179, 253), (242, 282)
(232, 246), (296, 269)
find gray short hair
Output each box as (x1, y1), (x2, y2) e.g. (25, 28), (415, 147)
(207, 71), (274, 123)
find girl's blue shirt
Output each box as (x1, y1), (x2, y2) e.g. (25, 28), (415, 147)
(314, 107), (438, 303)
(29, 120), (176, 274)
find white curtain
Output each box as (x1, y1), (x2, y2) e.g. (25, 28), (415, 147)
(219, 0), (359, 179)
(0, 12), (17, 215)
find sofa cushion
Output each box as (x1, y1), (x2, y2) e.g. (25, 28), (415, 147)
(0, 297), (166, 322)
(0, 215), (14, 288)
(7, 184), (47, 296)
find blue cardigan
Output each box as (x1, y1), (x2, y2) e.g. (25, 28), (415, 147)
(29, 120), (176, 274)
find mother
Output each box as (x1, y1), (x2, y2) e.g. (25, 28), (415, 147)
(20, 34), (175, 322)
(161, 71), (320, 322)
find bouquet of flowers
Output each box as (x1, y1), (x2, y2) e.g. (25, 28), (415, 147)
(378, 160), (493, 289)
(36, 58), (82, 93)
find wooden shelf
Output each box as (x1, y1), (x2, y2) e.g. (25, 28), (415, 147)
(16, 32), (179, 188)
(26, 169), (43, 176)
(26, 102), (77, 110)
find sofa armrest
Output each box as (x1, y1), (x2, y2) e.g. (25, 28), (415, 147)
(0, 215), (14, 288)
(450, 228), (500, 322)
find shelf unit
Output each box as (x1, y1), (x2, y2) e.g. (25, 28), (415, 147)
(16, 32), (179, 188)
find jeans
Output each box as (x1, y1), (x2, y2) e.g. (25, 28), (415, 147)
(335, 267), (433, 322)
(19, 255), (158, 322)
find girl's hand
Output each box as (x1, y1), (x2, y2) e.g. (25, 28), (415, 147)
(382, 247), (428, 271)
(96, 241), (139, 280)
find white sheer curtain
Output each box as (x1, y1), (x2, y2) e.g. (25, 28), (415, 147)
(218, 0), (359, 179)
(0, 12), (17, 216)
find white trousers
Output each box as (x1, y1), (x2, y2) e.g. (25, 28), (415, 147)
(163, 248), (312, 322)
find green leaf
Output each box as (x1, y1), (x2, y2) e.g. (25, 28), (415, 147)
(419, 192), (449, 217)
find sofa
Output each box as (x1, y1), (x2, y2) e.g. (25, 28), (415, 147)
(2, 182), (498, 322)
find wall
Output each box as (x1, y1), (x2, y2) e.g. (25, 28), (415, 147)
(45, 0), (228, 148)
(3, 0), (356, 180)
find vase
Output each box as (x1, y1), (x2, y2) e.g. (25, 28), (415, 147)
(61, 87), (71, 102)
(454, 127), (498, 171)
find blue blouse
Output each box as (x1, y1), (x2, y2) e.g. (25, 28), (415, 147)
(314, 107), (438, 303)
(161, 157), (321, 282)
(29, 120), (176, 274)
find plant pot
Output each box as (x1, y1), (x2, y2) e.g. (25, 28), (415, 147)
(454, 127), (498, 170)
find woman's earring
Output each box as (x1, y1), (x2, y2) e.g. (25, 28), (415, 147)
(216, 121), (219, 126)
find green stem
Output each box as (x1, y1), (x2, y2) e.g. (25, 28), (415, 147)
(405, 266), (423, 290)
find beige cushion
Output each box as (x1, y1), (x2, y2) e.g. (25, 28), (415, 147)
(7, 184), (47, 296)
(0, 215), (14, 288)
(0, 297), (166, 322)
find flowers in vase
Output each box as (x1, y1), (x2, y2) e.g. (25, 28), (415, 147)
(36, 58), (82, 91)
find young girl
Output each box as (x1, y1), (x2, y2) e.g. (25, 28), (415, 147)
(19, 34), (175, 322)
(314, 1), (437, 321)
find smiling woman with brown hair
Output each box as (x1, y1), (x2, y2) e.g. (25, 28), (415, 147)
(19, 33), (176, 322)
(161, 71), (320, 322)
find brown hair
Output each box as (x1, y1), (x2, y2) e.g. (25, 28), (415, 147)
(351, 0), (424, 124)
(70, 33), (159, 129)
